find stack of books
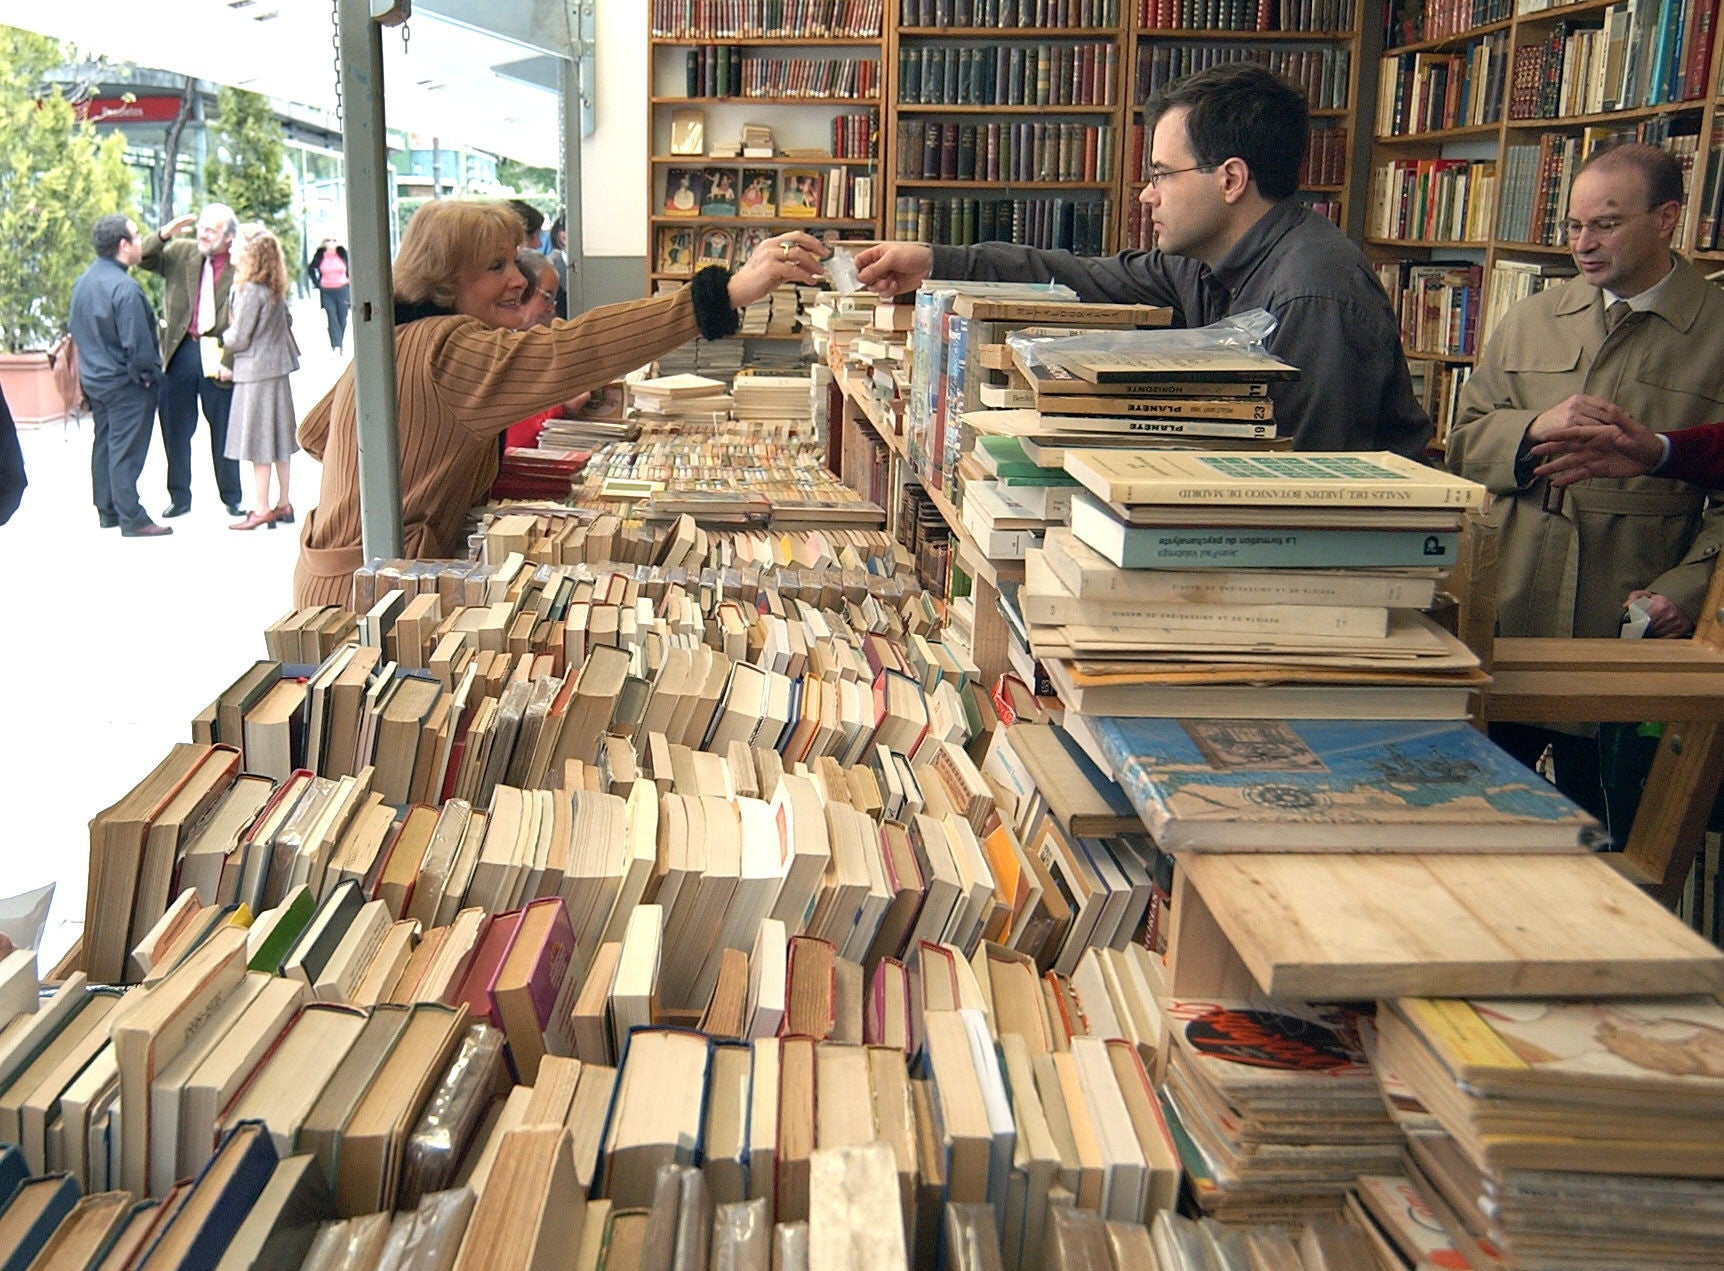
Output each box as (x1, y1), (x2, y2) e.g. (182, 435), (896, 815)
(730, 370), (813, 421)
(488, 447), (589, 503)
(627, 373), (732, 420)
(1158, 998), (1404, 1223)
(1032, 449), (1493, 724)
(1370, 994), (1724, 1271)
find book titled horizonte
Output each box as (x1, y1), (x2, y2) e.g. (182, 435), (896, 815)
(1064, 451), (1487, 510)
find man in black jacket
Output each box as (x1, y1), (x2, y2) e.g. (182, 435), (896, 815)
(853, 64), (1432, 458)
(68, 215), (170, 537)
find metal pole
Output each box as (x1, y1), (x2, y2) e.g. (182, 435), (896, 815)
(559, 55), (585, 315)
(338, 0), (403, 560)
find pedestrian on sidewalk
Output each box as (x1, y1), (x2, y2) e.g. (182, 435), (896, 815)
(309, 237), (351, 353)
(68, 215), (170, 537)
(223, 228), (300, 530)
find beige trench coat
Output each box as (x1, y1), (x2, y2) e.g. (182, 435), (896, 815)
(1447, 259), (1724, 638)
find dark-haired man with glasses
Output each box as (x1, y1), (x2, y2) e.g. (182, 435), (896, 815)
(853, 63), (1431, 458)
(1446, 142), (1724, 824)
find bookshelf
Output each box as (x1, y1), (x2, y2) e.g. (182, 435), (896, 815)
(644, 5), (889, 295)
(1368, 0), (1724, 447)
(1124, 0), (1367, 248)
(887, 4), (1128, 253)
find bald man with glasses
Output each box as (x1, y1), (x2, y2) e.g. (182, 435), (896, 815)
(1446, 142), (1724, 827)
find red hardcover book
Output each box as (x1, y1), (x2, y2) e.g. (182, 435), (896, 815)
(450, 907), (525, 1026)
(491, 896), (578, 1083)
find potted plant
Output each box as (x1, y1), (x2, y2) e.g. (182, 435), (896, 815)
(0, 30), (135, 423)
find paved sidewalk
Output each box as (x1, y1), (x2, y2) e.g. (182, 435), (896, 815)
(0, 294), (351, 966)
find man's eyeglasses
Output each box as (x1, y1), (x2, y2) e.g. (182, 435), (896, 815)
(1143, 163), (1217, 188)
(1561, 209), (1657, 240)
(533, 288), (557, 305)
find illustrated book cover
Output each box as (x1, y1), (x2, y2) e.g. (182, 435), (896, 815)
(1088, 717), (1604, 852)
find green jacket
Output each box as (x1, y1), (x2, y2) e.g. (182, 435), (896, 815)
(1447, 257), (1724, 638)
(138, 230), (234, 369)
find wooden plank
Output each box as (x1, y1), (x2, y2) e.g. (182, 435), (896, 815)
(1164, 870), (1259, 1000)
(1482, 671), (1724, 721)
(1621, 720), (1724, 905)
(1175, 853), (1724, 1000)
(1491, 638), (1724, 674)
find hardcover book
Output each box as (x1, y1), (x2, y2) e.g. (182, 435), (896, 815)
(780, 169), (823, 217)
(1063, 450), (1487, 510)
(700, 168), (739, 216)
(739, 168), (778, 217)
(1088, 717), (1605, 853)
(663, 168), (704, 217)
(698, 228), (735, 270)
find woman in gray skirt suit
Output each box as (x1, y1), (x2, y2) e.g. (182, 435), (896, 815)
(222, 227), (300, 529)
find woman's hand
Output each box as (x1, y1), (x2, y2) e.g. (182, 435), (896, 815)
(727, 231), (826, 309)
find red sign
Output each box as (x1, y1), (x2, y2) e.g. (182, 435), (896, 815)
(74, 97), (185, 125)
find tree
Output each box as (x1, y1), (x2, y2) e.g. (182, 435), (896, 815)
(204, 86), (298, 270)
(0, 27), (134, 352)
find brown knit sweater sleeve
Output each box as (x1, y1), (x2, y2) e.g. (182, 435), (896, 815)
(421, 284), (704, 437)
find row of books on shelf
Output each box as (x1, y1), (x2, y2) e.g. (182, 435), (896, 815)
(683, 49), (881, 101)
(1381, 260), (1485, 361)
(1137, 0), (1357, 33)
(651, 0), (886, 38)
(662, 169), (873, 223)
(1407, 355), (1474, 448)
(1692, 118), (1724, 251)
(1134, 42), (1352, 113)
(894, 120), (1117, 184)
(901, 0), (1124, 23)
(890, 195), (1114, 254)
(1490, 124), (1698, 249)
(1507, 0), (1715, 121)
(1382, 0), (1510, 48)
(895, 42), (1120, 110)
(1369, 157), (1498, 244)
(1374, 32), (1507, 136)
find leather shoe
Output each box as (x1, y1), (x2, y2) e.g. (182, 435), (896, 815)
(97, 513), (119, 529)
(162, 503), (191, 518)
(121, 521), (173, 538)
(224, 502), (246, 518)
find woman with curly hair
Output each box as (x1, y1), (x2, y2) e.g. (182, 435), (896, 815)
(222, 227), (300, 529)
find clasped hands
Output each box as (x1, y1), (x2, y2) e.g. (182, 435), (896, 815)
(1526, 394), (1692, 638)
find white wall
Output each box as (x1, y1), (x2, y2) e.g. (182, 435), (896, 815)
(579, 5), (648, 258)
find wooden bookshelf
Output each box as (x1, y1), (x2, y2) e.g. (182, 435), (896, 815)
(1368, 0), (1724, 446)
(1126, 1), (1367, 247)
(644, 15), (888, 304)
(885, 21), (1128, 252)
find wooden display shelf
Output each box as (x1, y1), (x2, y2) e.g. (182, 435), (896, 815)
(649, 36), (881, 46)
(1382, 16), (1514, 57)
(1372, 121), (1502, 145)
(1364, 237), (1490, 250)
(893, 179), (1115, 190)
(1166, 851), (1724, 999)
(897, 26), (1119, 36)
(893, 102), (1119, 113)
(1133, 27), (1356, 39)
(651, 95), (882, 106)
(650, 216), (876, 228)
(651, 155), (878, 166)
(1503, 97), (1708, 129)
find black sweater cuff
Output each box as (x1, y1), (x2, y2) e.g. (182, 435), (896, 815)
(691, 266), (740, 341)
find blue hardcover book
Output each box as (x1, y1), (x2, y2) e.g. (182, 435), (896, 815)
(134, 1119), (278, 1271)
(1071, 494), (1459, 569)
(1088, 717), (1604, 852)
(0, 1172), (81, 1271)
(0, 1144), (26, 1209)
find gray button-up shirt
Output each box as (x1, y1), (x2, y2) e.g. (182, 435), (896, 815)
(929, 198), (1433, 459)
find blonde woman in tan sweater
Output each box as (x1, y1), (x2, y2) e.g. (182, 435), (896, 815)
(294, 199), (824, 607)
